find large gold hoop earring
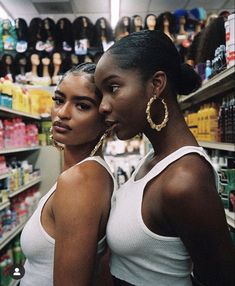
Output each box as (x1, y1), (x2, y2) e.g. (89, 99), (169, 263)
(90, 130), (109, 157)
(146, 95), (169, 131)
(49, 127), (64, 151)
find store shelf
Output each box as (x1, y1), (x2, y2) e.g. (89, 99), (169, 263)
(0, 106), (41, 120)
(0, 220), (26, 250)
(198, 141), (235, 152)
(179, 65), (235, 110)
(8, 177), (41, 198)
(0, 172), (9, 180)
(0, 146), (40, 155)
(0, 200), (10, 211)
(225, 209), (235, 228)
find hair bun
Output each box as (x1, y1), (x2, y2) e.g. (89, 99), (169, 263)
(178, 63), (202, 95)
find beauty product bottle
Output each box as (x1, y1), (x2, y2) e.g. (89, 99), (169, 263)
(205, 60), (212, 80)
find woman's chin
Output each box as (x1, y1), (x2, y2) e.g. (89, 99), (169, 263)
(116, 130), (136, 141)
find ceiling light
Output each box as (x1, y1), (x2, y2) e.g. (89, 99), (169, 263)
(111, 0), (120, 28)
(0, 4), (12, 20)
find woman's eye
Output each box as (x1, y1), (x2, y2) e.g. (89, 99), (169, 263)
(110, 85), (119, 93)
(52, 96), (64, 105)
(77, 103), (91, 110)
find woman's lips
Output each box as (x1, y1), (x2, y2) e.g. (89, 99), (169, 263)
(53, 125), (70, 133)
(53, 122), (72, 132)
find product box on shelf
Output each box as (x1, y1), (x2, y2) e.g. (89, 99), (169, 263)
(225, 13), (235, 68)
(219, 168), (235, 209)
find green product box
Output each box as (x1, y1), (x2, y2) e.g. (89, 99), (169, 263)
(219, 168), (235, 209)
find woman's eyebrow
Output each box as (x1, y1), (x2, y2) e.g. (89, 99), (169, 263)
(71, 95), (98, 106)
(102, 75), (119, 84)
(54, 90), (65, 97)
(54, 89), (98, 105)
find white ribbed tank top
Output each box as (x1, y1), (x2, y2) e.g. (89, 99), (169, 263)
(107, 146), (218, 286)
(20, 156), (117, 286)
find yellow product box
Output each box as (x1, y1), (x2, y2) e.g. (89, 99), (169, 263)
(28, 89), (53, 115)
(12, 85), (23, 111)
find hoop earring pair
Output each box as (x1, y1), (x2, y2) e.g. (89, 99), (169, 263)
(146, 95), (169, 131)
(49, 126), (109, 156)
(49, 127), (64, 151)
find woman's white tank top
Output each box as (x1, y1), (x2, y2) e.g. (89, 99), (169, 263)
(20, 156), (117, 286)
(107, 146), (218, 286)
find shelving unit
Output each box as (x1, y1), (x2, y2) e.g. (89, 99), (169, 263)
(0, 200), (10, 211)
(179, 66), (235, 239)
(0, 146), (40, 155)
(0, 172), (9, 180)
(0, 106), (41, 120)
(198, 141), (235, 152)
(0, 220), (27, 250)
(178, 65), (235, 153)
(0, 97), (60, 286)
(8, 177), (41, 198)
(179, 65), (235, 110)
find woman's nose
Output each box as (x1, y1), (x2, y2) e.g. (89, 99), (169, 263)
(57, 103), (71, 119)
(99, 98), (112, 115)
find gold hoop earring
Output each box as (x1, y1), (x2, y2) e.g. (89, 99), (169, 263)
(146, 95), (169, 131)
(90, 130), (109, 157)
(49, 127), (64, 151)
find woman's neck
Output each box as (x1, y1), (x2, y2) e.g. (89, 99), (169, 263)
(62, 143), (103, 171)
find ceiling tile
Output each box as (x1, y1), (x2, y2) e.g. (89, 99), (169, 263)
(149, 0), (189, 14)
(72, 0), (109, 13)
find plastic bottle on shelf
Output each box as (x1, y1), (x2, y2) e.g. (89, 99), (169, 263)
(205, 60), (212, 80)
(218, 98), (226, 142)
(232, 95), (235, 143)
(228, 96), (234, 143)
(211, 151), (220, 173)
(21, 160), (29, 184)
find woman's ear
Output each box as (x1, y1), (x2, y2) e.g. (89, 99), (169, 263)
(152, 71), (167, 96)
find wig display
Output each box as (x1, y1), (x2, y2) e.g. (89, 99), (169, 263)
(174, 9), (190, 61)
(195, 16), (226, 65)
(157, 12), (176, 42)
(63, 53), (80, 71)
(72, 16), (95, 55)
(93, 17), (114, 52)
(114, 16), (131, 41)
(144, 14), (157, 30)
(174, 9), (189, 35)
(25, 51), (42, 85)
(0, 19), (17, 52)
(29, 18), (44, 51)
(0, 53), (15, 80)
(41, 18), (56, 53)
(40, 51), (51, 86)
(15, 18), (29, 53)
(50, 51), (63, 85)
(14, 53), (29, 84)
(130, 15), (143, 33)
(55, 18), (73, 52)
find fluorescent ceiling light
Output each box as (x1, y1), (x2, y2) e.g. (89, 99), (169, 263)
(111, 0), (120, 28)
(0, 4), (13, 20)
